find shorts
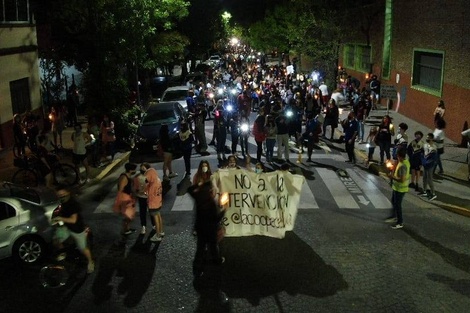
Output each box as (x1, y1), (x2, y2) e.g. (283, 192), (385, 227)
(72, 153), (87, 164)
(149, 207), (162, 216)
(54, 227), (88, 251)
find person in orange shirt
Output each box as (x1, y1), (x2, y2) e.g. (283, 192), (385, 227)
(144, 164), (164, 242)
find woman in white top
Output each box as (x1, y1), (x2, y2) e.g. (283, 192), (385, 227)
(72, 124), (91, 183)
(433, 100), (445, 122)
(433, 118), (446, 175)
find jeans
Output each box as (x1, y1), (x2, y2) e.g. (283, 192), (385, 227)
(238, 134), (248, 156)
(255, 140), (263, 162)
(391, 190), (405, 224)
(378, 140), (391, 163)
(357, 120), (365, 141)
(138, 197), (154, 227)
(422, 167), (434, 195)
(231, 133), (239, 154)
(434, 152), (443, 173)
(183, 148), (192, 175)
(345, 139), (356, 163)
(266, 138), (276, 162)
(217, 128), (227, 154)
(276, 133), (289, 160)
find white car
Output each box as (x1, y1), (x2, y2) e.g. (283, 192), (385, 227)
(160, 86), (189, 111)
(206, 55), (223, 67)
(0, 182), (59, 264)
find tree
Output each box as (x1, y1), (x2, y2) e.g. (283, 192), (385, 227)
(35, 0), (190, 114)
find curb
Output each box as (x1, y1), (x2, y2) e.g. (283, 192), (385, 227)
(351, 142), (470, 218)
(94, 152), (131, 181)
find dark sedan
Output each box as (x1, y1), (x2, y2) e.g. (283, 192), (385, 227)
(129, 101), (187, 163)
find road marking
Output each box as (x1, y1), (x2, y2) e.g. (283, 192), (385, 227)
(172, 193), (194, 211)
(299, 182), (319, 209)
(316, 168), (360, 209)
(346, 169), (391, 209)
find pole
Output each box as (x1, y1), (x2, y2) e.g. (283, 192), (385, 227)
(135, 61), (141, 108)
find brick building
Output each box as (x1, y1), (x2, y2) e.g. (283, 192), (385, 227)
(339, 0), (470, 143)
(0, 0), (42, 150)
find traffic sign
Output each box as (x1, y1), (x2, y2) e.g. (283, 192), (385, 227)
(380, 85), (397, 99)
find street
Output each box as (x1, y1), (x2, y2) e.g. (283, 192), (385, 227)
(1, 119), (470, 313)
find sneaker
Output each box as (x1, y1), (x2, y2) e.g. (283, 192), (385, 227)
(391, 224), (404, 229)
(56, 252), (67, 261)
(150, 234), (163, 242)
(159, 232), (165, 237)
(87, 261), (95, 274)
(163, 176), (170, 181)
(385, 217), (397, 223)
(168, 172), (178, 178)
(123, 229), (136, 236)
(429, 194), (437, 201)
(418, 191), (429, 197)
(140, 226), (146, 235)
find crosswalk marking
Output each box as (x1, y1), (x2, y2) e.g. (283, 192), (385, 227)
(299, 182), (319, 209)
(172, 193), (194, 211)
(94, 190), (116, 214)
(346, 169), (391, 209)
(316, 168), (360, 209)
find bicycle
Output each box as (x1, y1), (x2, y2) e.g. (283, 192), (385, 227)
(12, 154), (78, 187)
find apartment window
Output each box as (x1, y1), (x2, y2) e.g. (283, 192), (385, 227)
(357, 45), (371, 72)
(344, 44), (355, 68)
(412, 50), (444, 93)
(343, 44), (371, 73)
(1, 0), (30, 22)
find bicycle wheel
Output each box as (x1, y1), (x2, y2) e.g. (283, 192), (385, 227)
(53, 163), (78, 187)
(12, 169), (39, 187)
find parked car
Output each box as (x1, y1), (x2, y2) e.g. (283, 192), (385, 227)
(205, 55), (223, 67)
(0, 182), (59, 265)
(160, 86), (190, 110)
(129, 101), (188, 163)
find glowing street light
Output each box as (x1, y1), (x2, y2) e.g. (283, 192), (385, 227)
(230, 37), (239, 46)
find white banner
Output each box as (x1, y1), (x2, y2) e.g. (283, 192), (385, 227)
(211, 169), (305, 239)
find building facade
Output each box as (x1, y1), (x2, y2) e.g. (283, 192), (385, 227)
(0, 0), (42, 149)
(339, 0), (470, 143)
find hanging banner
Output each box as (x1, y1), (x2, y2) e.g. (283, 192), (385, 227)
(211, 169), (305, 239)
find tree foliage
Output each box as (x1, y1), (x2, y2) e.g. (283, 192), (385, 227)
(36, 0), (190, 117)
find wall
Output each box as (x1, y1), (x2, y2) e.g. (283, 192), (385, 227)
(0, 25), (42, 148)
(340, 0), (470, 142)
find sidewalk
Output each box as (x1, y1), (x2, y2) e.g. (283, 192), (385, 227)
(0, 117), (130, 188)
(332, 103), (470, 216)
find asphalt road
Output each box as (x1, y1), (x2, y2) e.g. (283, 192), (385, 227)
(1, 120), (470, 313)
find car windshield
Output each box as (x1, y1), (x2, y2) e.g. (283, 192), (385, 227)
(162, 90), (187, 101)
(142, 108), (178, 126)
